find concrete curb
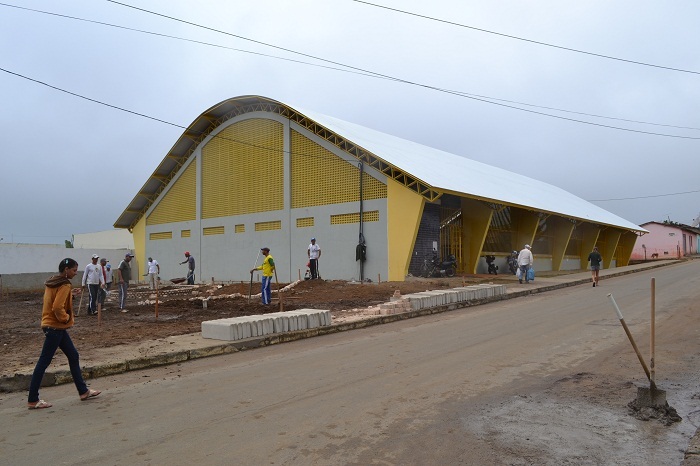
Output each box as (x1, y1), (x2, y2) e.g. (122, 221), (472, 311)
(0, 260), (678, 394)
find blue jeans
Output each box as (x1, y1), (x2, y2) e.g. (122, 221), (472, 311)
(28, 328), (88, 402)
(88, 283), (100, 312)
(519, 264), (530, 282)
(118, 281), (129, 309)
(261, 276), (272, 304)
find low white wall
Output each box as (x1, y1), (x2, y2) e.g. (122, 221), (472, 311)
(0, 244), (139, 291)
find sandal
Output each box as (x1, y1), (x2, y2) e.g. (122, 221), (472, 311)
(80, 389), (102, 401)
(28, 400), (52, 410)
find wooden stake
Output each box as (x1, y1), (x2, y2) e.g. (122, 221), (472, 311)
(155, 280), (159, 320)
(650, 278), (655, 384)
(76, 286), (84, 317)
(274, 269), (283, 311)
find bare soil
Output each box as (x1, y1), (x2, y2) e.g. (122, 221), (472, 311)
(0, 275), (506, 377)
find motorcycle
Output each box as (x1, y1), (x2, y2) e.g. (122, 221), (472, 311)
(485, 255), (498, 275)
(421, 253), (457, 278)
(507, 251), (519, 275)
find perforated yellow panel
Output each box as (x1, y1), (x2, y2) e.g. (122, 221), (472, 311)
(149, 231), (173, 240)
(235, 224), (245, 233)
(330, 211), (379, 225)
(291, 131), (386, 208)
(203, 226), (225, 236)
(202, 119), (284, 219)
(181, 230), (191, 238)
(147, 162), (196, 226)
(255, 220), (282, 231)
(296, 217), (314, 228)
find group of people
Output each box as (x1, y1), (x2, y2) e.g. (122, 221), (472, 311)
(80, 252), (135, 314)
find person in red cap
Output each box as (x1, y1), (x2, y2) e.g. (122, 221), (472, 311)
(180, 251), (195, 285)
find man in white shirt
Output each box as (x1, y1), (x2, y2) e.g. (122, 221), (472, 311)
(82, 254), (105, 315)
(517, 244), (534, 284)
(307, 238), (322, 279)
(147, 257), (160, 290)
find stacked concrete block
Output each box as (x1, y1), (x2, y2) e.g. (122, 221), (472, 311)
(403, 284), (506, 311)
(201, 308), (331, 341)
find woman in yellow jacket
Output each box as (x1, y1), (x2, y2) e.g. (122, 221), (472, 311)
(250, 247), (275, 305)
(27, 258), (101, 409)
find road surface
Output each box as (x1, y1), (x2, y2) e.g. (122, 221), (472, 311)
(2, 261), (699, 465)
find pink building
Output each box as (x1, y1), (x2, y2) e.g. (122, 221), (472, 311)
(631, 221), (700, 260)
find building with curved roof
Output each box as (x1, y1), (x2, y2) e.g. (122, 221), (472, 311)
(115, 95), (646, 283)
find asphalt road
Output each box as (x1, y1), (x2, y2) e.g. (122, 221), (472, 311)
(2, 261), (699, 465)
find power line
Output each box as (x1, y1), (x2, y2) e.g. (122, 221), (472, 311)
(3, 2), (698, 135)
(588, 189), (700, 202)
(0, 67), (359, 163)
(2, 68), (696, 205)
(0, 2), (379, 79)
(353, 0), (700, 76)
(101, 1), (700, 140)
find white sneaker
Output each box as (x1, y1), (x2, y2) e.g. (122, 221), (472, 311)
(120, 309), (129, 313)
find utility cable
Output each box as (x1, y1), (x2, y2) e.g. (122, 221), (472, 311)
(102, 1), (700, 139)
(0, 67), (362, 161)
(0, 2), (379, 79)
(353, 0), (700, 76)
(2, 67), (696, 203)
(588, 189), (700, 202)
(3, 2), (698, 134)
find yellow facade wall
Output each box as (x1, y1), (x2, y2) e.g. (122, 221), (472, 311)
(387, 178), (424, 281)
(201, 119), (284, 218)
(291, 130), (386, 208)
(147, 161), (196, 226)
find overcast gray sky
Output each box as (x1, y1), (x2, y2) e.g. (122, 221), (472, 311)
(1, 0), (699, 244)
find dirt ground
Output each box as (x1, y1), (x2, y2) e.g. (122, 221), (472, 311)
(0, 275), (504, 377)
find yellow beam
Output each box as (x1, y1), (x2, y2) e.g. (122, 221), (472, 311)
(579, 223), (601, 269)
(550, 217), (575, 271)
(387, 179), (425, 281)
(616, 231), (638, 266)
(601, 228), (622, 269)
(461, 198), (493, 273)
(511, 209), (539, 251)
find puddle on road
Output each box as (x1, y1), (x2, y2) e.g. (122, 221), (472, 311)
(464, 381), (699, 465)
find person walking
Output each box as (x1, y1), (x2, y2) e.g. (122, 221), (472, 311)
(116, 253), (134, 313)
(147, 257), (160, 290)
(250, 247), (275, 305)
(588, 246), (603, 287)
(27, 258), (101, 409)
(180, 251), (195, 285)
(307, 237), (322, 279)
(81, 254), (105, 316)
(517, 244), (534, 284)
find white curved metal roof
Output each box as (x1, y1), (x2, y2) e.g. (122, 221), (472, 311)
(294, 106), (646, 233)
